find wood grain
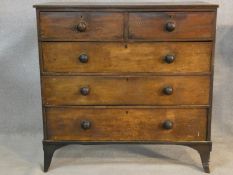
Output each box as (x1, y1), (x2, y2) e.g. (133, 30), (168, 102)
(42, 42), (212, 73)
(129, 12), (215, 40)
(40, 12), (124, 41)
(34, 3), (218, 172)
(46, 107), (207, 141)
(42, 76), (210, 106)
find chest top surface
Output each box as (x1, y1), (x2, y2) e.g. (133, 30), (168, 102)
(33, 1), (218, 9)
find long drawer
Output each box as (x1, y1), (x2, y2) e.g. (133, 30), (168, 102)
(42, 76), (210, 106)
(42, 42), (212, 73)
(46, 107), (207, 141)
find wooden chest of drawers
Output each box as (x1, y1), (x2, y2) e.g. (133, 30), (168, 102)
(34, 2), (218, 173)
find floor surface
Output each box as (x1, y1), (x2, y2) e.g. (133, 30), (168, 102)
(0, 133), (232, 175)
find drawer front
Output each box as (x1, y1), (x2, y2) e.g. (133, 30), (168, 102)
(42, 76), (210, 106)
(42, 42), (212, 73)
(39, 12), (124, 41)
(46, 107), (207, 141)
(129, 12), (215, 40)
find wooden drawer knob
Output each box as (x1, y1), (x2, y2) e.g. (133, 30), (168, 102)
(163, 86), (173, 95)
(165, 21), (176, 32)
(79, 54), (88, 63)
(77, 21), (87, 32)
(162, 120), (173, 130)
(81, 120), (91, 130)
(164, 54), (175, 64)
(80, 87), (90, 96)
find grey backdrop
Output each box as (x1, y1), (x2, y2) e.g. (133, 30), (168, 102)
(1, 0), (233, 174)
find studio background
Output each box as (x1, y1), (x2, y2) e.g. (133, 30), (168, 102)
(0, 0), (233, 174)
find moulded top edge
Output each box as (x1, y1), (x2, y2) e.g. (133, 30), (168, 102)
(33, 2), (219, 9)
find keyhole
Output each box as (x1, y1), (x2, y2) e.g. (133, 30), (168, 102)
(168, 14), (174, 19)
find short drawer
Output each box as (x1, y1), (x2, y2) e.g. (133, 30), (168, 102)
(42, 42), (212, 73)
(46, 107), (207, 141)
(39, 12), (124, 41)
(42, 76), (210, 106)
(129, 12), (215, 40)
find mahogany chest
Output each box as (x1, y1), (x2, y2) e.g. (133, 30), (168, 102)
(34, 2), (218, 173)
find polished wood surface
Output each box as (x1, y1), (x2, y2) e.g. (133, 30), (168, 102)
(129, 12), (215, 40)
(46, 107), (207, 141)
(40, 12), (124, 41)
(34, 2), (218, 9)
(42, 42), (212, 73)
(42, 76), (210, 106)
(34, 2), (218, 172)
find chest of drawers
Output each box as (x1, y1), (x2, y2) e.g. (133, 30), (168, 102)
(34, 2), (218, 173)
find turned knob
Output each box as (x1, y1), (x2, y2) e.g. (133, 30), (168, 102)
(163, 86), (173, 95)
(80, 87), (90, 96)
(164, 54), (176, 64)
(162, 120), (173, 130)
(77, 21), (87, 32)
(165, 21), (176, 32)
(81, 120), (91, 130)
(79, 54), (88, 63)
